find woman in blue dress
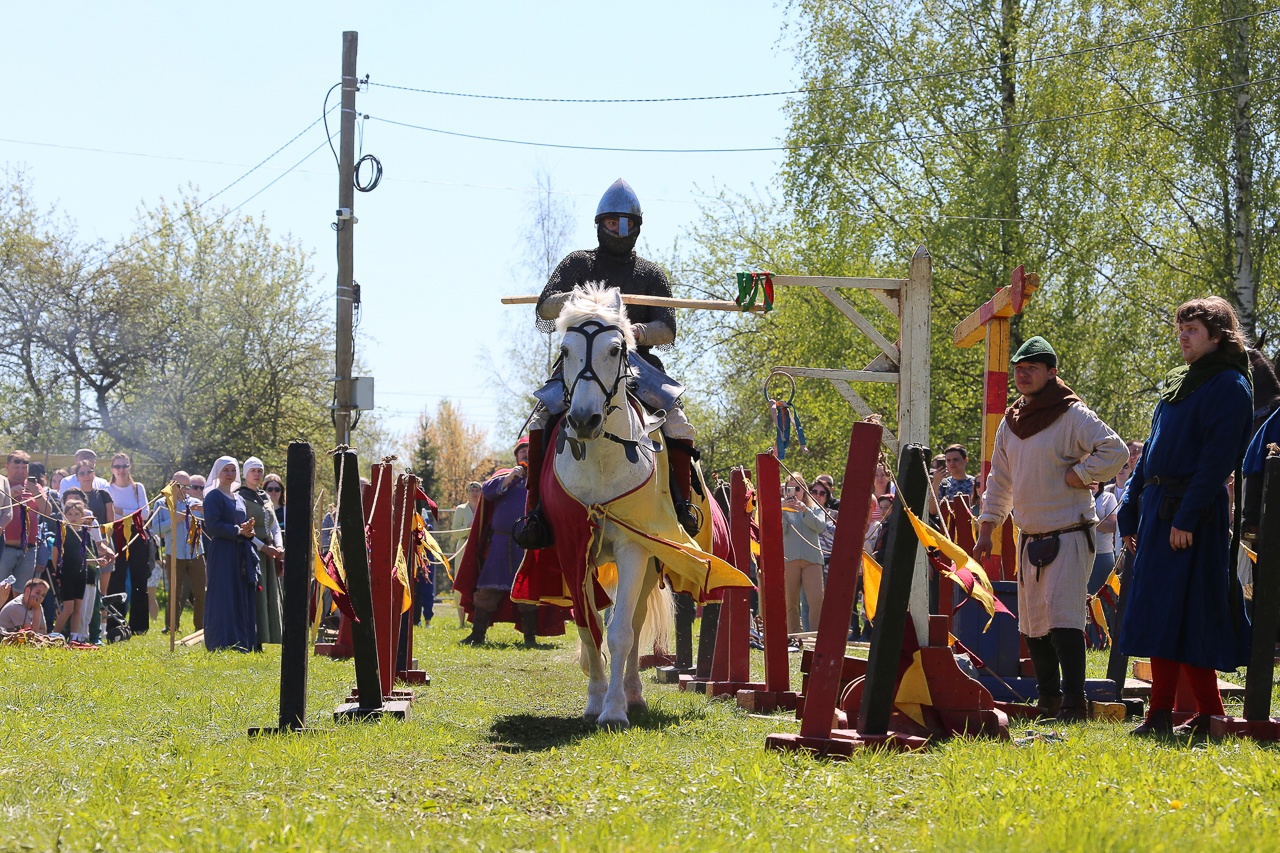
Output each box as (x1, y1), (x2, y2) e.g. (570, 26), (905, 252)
(202, 456), (260, 652)
(1119, 297), (1253, 736)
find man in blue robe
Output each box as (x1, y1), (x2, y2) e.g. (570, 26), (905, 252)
(1119, 296), (1253, 736)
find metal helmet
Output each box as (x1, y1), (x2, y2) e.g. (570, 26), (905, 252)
(594, 178), (643, 227)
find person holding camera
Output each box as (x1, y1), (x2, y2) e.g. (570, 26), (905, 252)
(1, 451), (52, 590)
(782, 472), (828, 633)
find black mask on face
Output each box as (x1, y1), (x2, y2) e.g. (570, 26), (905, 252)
(597, 221), (639, 258)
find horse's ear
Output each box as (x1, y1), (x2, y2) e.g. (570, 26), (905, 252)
(607, 287), (624, 314)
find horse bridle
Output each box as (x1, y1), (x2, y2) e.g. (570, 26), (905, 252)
(560, 319), (661, 461)
(561, 319), (630, 413)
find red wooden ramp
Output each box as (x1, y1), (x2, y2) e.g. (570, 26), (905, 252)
(767, 437), (1008, 756)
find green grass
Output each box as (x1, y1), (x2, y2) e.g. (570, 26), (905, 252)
(3, 608), (1279, 852)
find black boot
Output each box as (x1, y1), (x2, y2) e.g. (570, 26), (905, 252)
(1057, 693), (1089, 723)
(668, 439), (701, 536)
(1131, 709), (1174, 737)
(1024, 634), (1062, 720)
(460, 610), (492, 646)
(520, 607), (538, 647)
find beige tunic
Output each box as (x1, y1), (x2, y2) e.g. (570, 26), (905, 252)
(979, 402), (1128, 635)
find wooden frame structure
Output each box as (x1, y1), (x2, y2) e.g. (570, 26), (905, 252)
(767, 246), (933, 642)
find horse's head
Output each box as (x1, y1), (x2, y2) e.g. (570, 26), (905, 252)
(557, 284), (635, 442)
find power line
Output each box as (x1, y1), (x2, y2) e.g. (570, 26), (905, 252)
(367, 74), (1280, 155)
(86, 108), (336, 267)
(366, 8), (1279, 105)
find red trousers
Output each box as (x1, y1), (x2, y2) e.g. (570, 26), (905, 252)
(1148, 656), (1224, 716)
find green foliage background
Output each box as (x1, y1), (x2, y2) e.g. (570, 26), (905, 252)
(667, 0), (1280, 480)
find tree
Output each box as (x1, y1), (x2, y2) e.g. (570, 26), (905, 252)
(488, 169), (576, 442)
(406, 399), (494, 509)
(0, 180), (335, 476)
(673, 0), (1280, 471)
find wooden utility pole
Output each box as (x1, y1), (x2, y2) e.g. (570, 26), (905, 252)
(334, 31), (358, 446)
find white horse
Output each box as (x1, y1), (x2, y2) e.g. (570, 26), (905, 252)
(552, 285), (674, 730)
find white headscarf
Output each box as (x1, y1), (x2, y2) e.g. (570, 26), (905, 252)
(243, 456), (265, 475)
(206, 456), (241, 496)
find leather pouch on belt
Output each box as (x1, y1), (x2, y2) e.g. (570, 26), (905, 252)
(1025, 534), (1061, 568)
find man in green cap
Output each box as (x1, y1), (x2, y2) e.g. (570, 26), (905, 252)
(974, 335), (1128, 721)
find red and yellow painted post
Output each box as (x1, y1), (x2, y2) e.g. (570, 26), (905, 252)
(951, 266), (1039, 581)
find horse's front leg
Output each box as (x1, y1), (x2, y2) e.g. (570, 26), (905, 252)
(579, 622), (608, 722)
(623, 559), (659, 713)
(598, 541), (650, 731)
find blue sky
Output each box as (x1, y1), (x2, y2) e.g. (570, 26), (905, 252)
(2, 2), (798, 444)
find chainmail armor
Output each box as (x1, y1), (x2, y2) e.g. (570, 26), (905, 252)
(535, 243), (677, 356)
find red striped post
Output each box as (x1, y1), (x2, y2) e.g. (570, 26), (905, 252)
(952, 265), (1039, 581)
(755, 453), (790, 693)
(706, 467), (763, 696)
(797, 422), (880, 740)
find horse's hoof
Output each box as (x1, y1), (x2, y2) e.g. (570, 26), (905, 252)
(597, 717), (630, 732)
(583, 712), (600, 723)
(626, 700), (648, 714)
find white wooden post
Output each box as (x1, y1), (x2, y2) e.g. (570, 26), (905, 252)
(901, 244), (932, 644)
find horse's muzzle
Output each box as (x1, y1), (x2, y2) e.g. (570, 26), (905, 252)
(566, 411), (604, 441)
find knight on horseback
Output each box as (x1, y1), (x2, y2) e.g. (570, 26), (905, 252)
(519, 178), (701, 547)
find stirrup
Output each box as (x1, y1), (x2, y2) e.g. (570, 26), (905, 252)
(513, 506), (554, 550)
(675, 499), (702, 537)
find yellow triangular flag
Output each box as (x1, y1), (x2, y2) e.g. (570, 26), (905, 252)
(903, 506), (1000, 626)
(862, 552), (883, 622)
(1106, 567), (1121, 595)
(394, 546), (413, 614)
(1088, 595), (1112, 647)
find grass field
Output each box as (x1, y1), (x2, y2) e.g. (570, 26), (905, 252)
(2, 606), (1279, 852)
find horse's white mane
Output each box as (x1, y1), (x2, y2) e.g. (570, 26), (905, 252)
(556, 283), (637, 352)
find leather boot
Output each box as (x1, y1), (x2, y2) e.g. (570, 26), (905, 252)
(460, 609), (492, 646)
(524, 429), (545, 512)
(520, 607), (539, 647)
(1056, 692), (1089, 723)
(1172, 713), (1213, 736)
(1131, 708), (1174, 737)
(1033, 693), (1063, 721)
(668, 439), (701, 536)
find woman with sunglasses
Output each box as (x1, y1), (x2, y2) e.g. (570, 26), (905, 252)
(105, 451), (152, 634)
(263, 474), (285, 532)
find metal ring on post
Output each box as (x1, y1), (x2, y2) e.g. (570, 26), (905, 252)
(763, 368), (797, 406)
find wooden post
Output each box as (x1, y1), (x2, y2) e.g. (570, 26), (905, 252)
(704, 469), (763, 697)
(755, 454), (790, 694)
(250, 442), (315, 735)
(168, 483), (178, 653)
(332, 449), (409, 720)
(366, 463), (399, 699)
(1209, 454), (1280, 739)
(396, 474), (429, 685)
(279, 443), (314, 729)
(333, 31), (358, 447)
(736, 453), (801, 712)
(858, 444), (930, 735)
(1104, 549), (1133, 699)
(1245, 455), (1280, 720)
(798, 423), (881, 739)
(901, 246), (932, 643)
(951, 265), (1040, 580)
